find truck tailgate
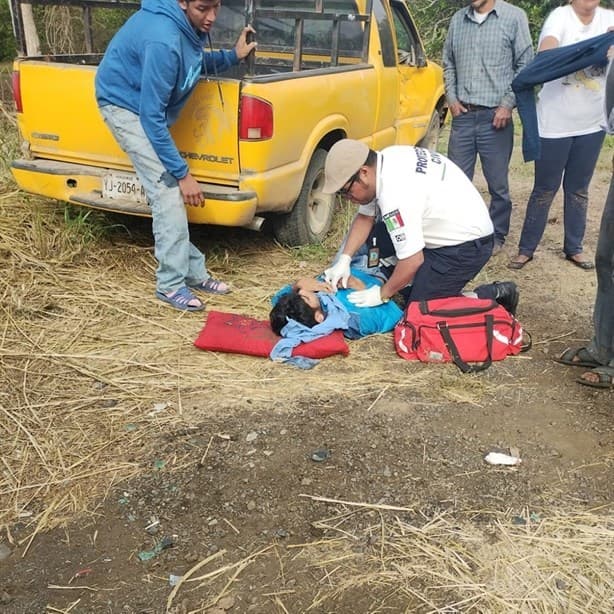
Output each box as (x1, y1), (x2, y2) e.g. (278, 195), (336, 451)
(16, 61), (241, 182)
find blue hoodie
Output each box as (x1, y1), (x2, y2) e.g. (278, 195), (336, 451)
(95, 0), (238, 179)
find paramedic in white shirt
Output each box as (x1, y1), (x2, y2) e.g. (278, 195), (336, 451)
(321, 139), (519, 315)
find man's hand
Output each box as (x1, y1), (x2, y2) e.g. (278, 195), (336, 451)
(492, 106), (512, 130)
(347, 285), (383, 308)
(178, 173), (204, 206)
(294, 278), (333, 293)
(449, 100), (467, 117)
(235, 25), (257, 60)
(323, 254), (351, 290)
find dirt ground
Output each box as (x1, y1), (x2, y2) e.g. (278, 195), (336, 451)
(0, 128), (613, 614)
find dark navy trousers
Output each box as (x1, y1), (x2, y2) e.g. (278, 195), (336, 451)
(366, 222), (495, 306)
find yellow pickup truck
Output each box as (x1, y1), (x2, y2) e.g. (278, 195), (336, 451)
(10, 0), (446, 246)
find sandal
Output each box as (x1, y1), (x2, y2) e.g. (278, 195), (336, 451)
(190, 278), (231, 295)
(155, 286), (205, 312)
(577, 366), (614, 389)
(554, 347), (601, 369)
(565, 254), (595, 270)
(507, 255), (533, 270)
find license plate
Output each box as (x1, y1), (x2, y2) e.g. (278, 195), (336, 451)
(102, 171), (147, 203)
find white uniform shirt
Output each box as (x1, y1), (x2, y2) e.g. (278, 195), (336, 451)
(358, 146), (493, 260)
(537, 5), (614, 138)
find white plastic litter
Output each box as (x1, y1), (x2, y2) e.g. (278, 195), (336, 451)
(484, 452), (522, 466)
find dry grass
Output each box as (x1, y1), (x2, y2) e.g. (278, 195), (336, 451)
(0, 110), (469, 542)
(162, 504), (614, 613)
(294, 506), (614, 613)
(1, 105), (612, 613)
(0, 198), (463, 535)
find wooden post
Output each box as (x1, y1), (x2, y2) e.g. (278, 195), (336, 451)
(21, 2), (41, 56)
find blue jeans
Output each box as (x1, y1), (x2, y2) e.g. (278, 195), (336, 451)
(447, 108), (514, 245)
(588, 156), (614, 367)
(516, 132), (605, 258)
(99, 105), (209, 294)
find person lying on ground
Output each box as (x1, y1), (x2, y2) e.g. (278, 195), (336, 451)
(270, 268), (403, 340)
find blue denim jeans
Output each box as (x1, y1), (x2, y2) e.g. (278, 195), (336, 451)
(447, 108), (514, 245)
(99, 105), (209, 294)
(516, 132), (605, 259)
(587, 156), (614, 367)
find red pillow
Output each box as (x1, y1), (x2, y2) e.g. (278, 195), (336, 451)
(194, 311), (349, 358)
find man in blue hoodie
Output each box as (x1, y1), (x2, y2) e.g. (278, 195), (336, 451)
(96, 0), (256, 311)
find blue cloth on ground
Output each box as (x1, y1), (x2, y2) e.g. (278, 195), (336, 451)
(512, 31), (614, 162)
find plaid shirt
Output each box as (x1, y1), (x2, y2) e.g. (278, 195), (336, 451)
(443, 0), (534, 109)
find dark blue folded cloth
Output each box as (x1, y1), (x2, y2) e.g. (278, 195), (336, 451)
(512, 31), (614, 162)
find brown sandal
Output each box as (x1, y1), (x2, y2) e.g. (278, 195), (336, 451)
(577, 366), (614, 389)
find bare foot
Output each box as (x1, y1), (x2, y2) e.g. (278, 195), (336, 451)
(578, 371), (601, 385)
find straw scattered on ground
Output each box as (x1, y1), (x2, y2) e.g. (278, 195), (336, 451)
(161, 504), (614, 613)
(1, 105), (612, 613)
(0, 186), (489, 542)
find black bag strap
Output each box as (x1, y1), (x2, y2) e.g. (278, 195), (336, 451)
(520, 329), (533, 353)
(437, 315), (494, 373)
(419, 298), (499, 318)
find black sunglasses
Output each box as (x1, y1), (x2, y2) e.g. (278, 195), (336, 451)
(337, 170), (360, 197)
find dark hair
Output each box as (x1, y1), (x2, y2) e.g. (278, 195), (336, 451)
(269, 290), (318, 335)
(365, 148), (377, 167)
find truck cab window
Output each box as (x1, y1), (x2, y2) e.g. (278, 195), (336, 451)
(372, 0), (396, 67)
(391, 1), (426, 67)
(216, 0), (363, 58)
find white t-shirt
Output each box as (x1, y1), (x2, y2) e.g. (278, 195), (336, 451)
(537, 5), (614, 138)
(358, 147), (493, 260)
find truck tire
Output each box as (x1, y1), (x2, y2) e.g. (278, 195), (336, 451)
(417, 109), (441, 151)
(273, 148), (335, 246)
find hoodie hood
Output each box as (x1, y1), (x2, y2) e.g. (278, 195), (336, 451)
(141, 0), (208, 46)
(96, 0), (238, 180)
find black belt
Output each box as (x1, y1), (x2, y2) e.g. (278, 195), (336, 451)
(460, 102), (493, 112)
(449, 235), (493, 250)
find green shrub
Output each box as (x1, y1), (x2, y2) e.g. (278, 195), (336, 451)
(0, 2), (17, 61)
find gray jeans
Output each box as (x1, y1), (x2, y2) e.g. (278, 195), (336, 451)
(99, 104), (209, 294)
(588, 155), (614, 367)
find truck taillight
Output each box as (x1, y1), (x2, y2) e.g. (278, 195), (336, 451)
(12, 71), (23, 113)
(239, 95), (273, 140)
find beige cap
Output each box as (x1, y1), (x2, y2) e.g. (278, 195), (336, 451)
(322, 139), (369, 194)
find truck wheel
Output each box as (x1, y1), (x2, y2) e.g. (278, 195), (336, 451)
(273, 148), (335, 246)
(417, 109), (441, 151)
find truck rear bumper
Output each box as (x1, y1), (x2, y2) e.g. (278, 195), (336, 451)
(11, 159), (258, 227)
